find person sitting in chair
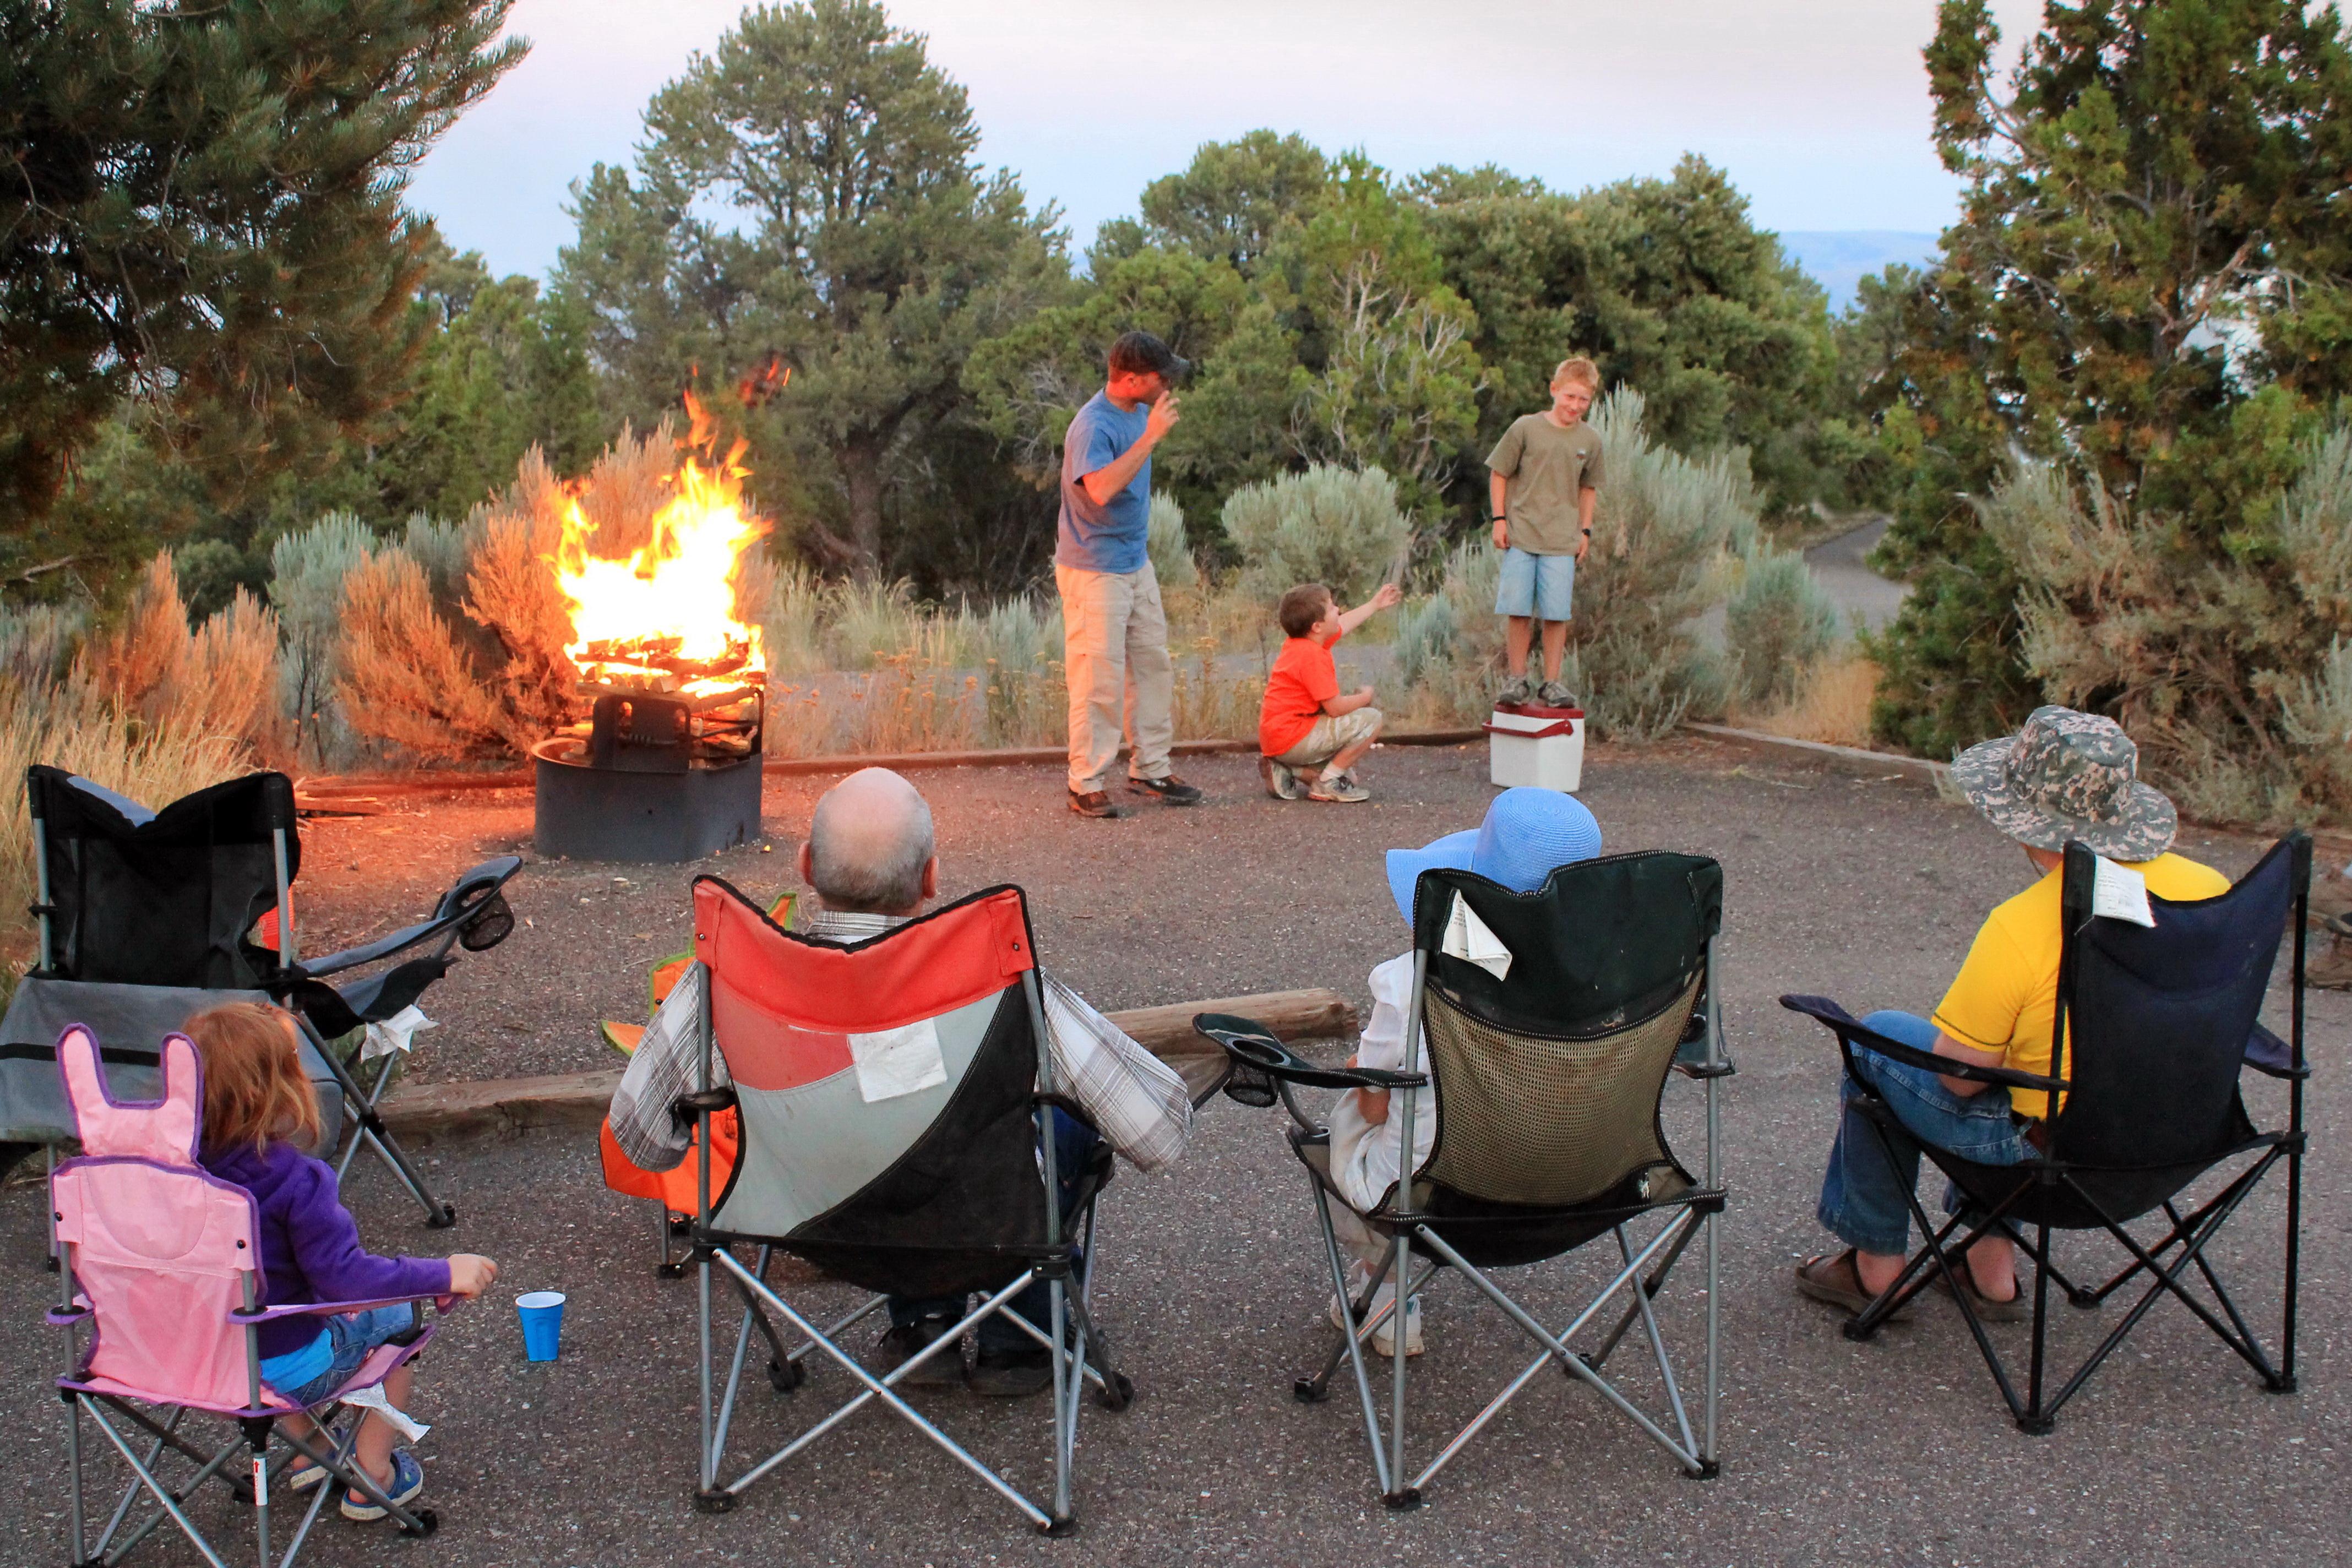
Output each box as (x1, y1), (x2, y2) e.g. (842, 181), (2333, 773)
(1327, 787), (1606, 1355)
(1795, 706), (2228, 1321)
(790, 767), (1194, 1395)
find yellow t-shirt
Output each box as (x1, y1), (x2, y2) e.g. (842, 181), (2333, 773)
(1932, 852), (2231, 1119)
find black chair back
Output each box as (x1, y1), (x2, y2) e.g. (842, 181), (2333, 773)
(2049, 839), (2293, 1170)
(26, 767), (297, 990)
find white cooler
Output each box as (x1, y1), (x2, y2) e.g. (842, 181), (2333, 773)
(1484, 704), (1584, 792)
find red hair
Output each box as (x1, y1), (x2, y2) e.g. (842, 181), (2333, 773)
(183, 1003), (322, 1154)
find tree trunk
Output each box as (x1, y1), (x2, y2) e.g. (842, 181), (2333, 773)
(840, 437), (884, 576)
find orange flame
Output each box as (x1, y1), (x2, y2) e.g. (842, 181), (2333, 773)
(551, 391), (770, 696)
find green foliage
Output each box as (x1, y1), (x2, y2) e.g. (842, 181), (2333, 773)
(1871, 0), (2352, 756)
(1416, 155), (1841, 519)
(1126, 129), (1329, 276)
(1145, 494), (1198, 590)
(1221, 464), (1412, 607)
(556, 0), (1065, 574)
(1985, 428), (2352, 822)
(1725, 548), (1841, 707)
(0, 0), (525, 549)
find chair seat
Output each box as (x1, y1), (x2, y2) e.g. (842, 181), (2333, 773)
(59, 1322), (435, 1418)
(1288, 1128), (1709, 1270)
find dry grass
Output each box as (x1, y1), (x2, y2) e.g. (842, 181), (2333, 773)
(1734, 654), (1880, 748)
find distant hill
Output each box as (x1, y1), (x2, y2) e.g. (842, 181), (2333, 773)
(1777, 231), (1940, 312)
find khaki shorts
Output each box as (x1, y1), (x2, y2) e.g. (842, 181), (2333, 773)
(1271, 707), (1382, 769)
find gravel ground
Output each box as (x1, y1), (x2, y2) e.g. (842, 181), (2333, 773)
(4, 738), (2344, 1567)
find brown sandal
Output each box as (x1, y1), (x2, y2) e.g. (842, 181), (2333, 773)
(1932, 1267), (2029, 1322)
(1794, 1249), (1912, 1320)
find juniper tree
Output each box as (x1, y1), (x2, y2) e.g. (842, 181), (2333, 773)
(1869, 0), (2352, 755)
(0, 0), (525, 558)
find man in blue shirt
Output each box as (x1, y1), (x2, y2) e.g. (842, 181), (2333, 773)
(1056, 330), (1203, 818)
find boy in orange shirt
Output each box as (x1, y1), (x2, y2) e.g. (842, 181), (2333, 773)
(1258, 581), (1402, 803)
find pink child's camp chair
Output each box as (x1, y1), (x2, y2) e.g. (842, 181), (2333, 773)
(47, 1025), (450, 1565)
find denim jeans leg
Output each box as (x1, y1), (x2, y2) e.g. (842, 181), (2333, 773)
(1816, 1011), (2034, 1257)
(981, 1111), (1101, 1357)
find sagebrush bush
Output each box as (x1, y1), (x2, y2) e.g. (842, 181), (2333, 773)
(271, 514), (379, 768)
(1222, 463), (1411, 606)
(1725, 547), (1840, 707)
(1985, 427), (2352, 824)
(1146, 492), (1198, 590)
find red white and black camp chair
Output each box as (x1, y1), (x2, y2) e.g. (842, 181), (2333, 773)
(46, 1025), (453, 1567)
(679, 878), (1132, 1534)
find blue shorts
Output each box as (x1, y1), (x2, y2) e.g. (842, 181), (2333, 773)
(268, 1303), (420, 1409)
(1495, 547), (1575, 621)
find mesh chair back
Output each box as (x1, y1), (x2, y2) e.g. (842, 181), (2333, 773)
(50, 1026), (261, 1412)
(1408, 853), (1722, 1209)
(28, 766), (297, 989)
(692, 878), (1056, 1298)
(2050, 840), (2291, 1170)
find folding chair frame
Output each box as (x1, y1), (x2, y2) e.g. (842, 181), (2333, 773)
(52, 1265), (443, 1568)
(1208, 927), (1731, 1507)
(1788, 835), (2310, 1434)
(686, 964), (1132, 1535)
(26, 777), (522, 1230)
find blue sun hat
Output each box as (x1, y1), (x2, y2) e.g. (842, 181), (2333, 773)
(1384, 788), (1605, 924)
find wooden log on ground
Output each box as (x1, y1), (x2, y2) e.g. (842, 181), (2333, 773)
(378, 986), (1355, 1145)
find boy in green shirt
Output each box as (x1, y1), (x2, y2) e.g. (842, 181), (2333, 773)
(1485, 357), (1605, 707)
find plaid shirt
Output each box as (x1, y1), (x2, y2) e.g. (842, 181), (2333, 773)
(606, 905), (1193, 1174)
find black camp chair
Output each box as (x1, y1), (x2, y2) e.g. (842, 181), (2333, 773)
(1781, 835), (2311, 1433)
(680, 877), (1133, 1534)
(3, 766), (520, 1226)
(1197, 851), (1732, 1506)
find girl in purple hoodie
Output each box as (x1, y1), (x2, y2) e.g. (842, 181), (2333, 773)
(189, 1003), (498, 1523)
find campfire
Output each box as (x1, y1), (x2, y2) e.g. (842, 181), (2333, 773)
(530, 399), (774, 862)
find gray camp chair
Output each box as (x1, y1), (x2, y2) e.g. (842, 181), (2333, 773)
(1197, 851), (1732, 1505)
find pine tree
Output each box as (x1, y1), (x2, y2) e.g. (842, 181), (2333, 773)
(1869, 0), (2352, 755)
(0, 1), (525, 563)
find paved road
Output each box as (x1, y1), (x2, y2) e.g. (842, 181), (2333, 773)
(4, 741), (2342, 1567)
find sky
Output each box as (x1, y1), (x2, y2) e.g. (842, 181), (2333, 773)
(407, 0), (2046, 284)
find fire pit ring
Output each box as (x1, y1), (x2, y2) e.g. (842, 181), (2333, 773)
(531, 736), (763, 863)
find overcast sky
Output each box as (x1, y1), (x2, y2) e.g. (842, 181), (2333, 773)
(407, 0), (2045, 280)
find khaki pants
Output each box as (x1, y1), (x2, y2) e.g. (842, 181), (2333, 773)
(1272, 707), (1382, 770)
(1056, 562), (1174, 794)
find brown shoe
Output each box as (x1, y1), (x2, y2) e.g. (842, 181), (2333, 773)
(1931, 1267), (2029, 1323)
(2306, 935), (2352, 991)
(1793, 1249), (1911, 1320)
(1068, 788), (1126, 819)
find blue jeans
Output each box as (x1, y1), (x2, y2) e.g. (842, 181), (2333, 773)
(890, 1110), (1098, 1357)
(1817, 1011), (2035, 1257)
(1494, 547), (1576, 621)
(270, 1304), (419, 1409)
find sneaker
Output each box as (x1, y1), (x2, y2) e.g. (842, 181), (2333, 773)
(1068, 788), (1126, 819)
(339, 1448), (423, 1522)
(1495, 675), (1533, 707)
(967, 1344), (1054, 1398)
(1305, 771), (1370, 803)
(1258, 756), (1302, 801)
(1126, 775), (1203, 806)
(1536, 680), (1577, 708)
(1329, 1266), (1424, 1358)
(879, 1317), (966, 1388)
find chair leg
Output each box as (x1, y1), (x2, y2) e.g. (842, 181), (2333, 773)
(1306, 1180), (1395, 1499)
(1616, 1226), (1700, 1462)
(1385, 1221), (1418, 1511)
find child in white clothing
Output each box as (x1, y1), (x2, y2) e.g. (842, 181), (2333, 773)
(1324, 787), (1605, 1355)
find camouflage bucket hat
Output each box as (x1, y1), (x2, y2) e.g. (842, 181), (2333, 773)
(1950, 706), (2177, 861)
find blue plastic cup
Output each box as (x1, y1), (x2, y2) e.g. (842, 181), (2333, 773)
(516, 1291), (566, 1362)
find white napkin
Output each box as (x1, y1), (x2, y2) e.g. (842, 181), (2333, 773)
(848, 1017), (948, 1103)
(361, 1005), (437, 1062)
(337, 1381), (431, 1442)
(1442, 893), (1515, 980)
(2092, 856), (2157, 928)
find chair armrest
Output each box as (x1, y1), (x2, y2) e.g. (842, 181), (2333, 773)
(1191, 1013), (1425, 1092)
(230, 1295), (456, 1325)
(47, 1302), (91, 1328)
(1778, 995), (2067, 1093)
(300, 856), (524, 978)
(2243, 1022), (2310, 1080)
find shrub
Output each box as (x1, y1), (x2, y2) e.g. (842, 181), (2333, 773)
(1985, 428), (2352, 824)
(1146, 492), (1198, 590)
(1222, 463), (1411, 606)
(271, 514), (380, 768)
(74, 553), (286, 762)
(1724, 546), (1839, 707)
